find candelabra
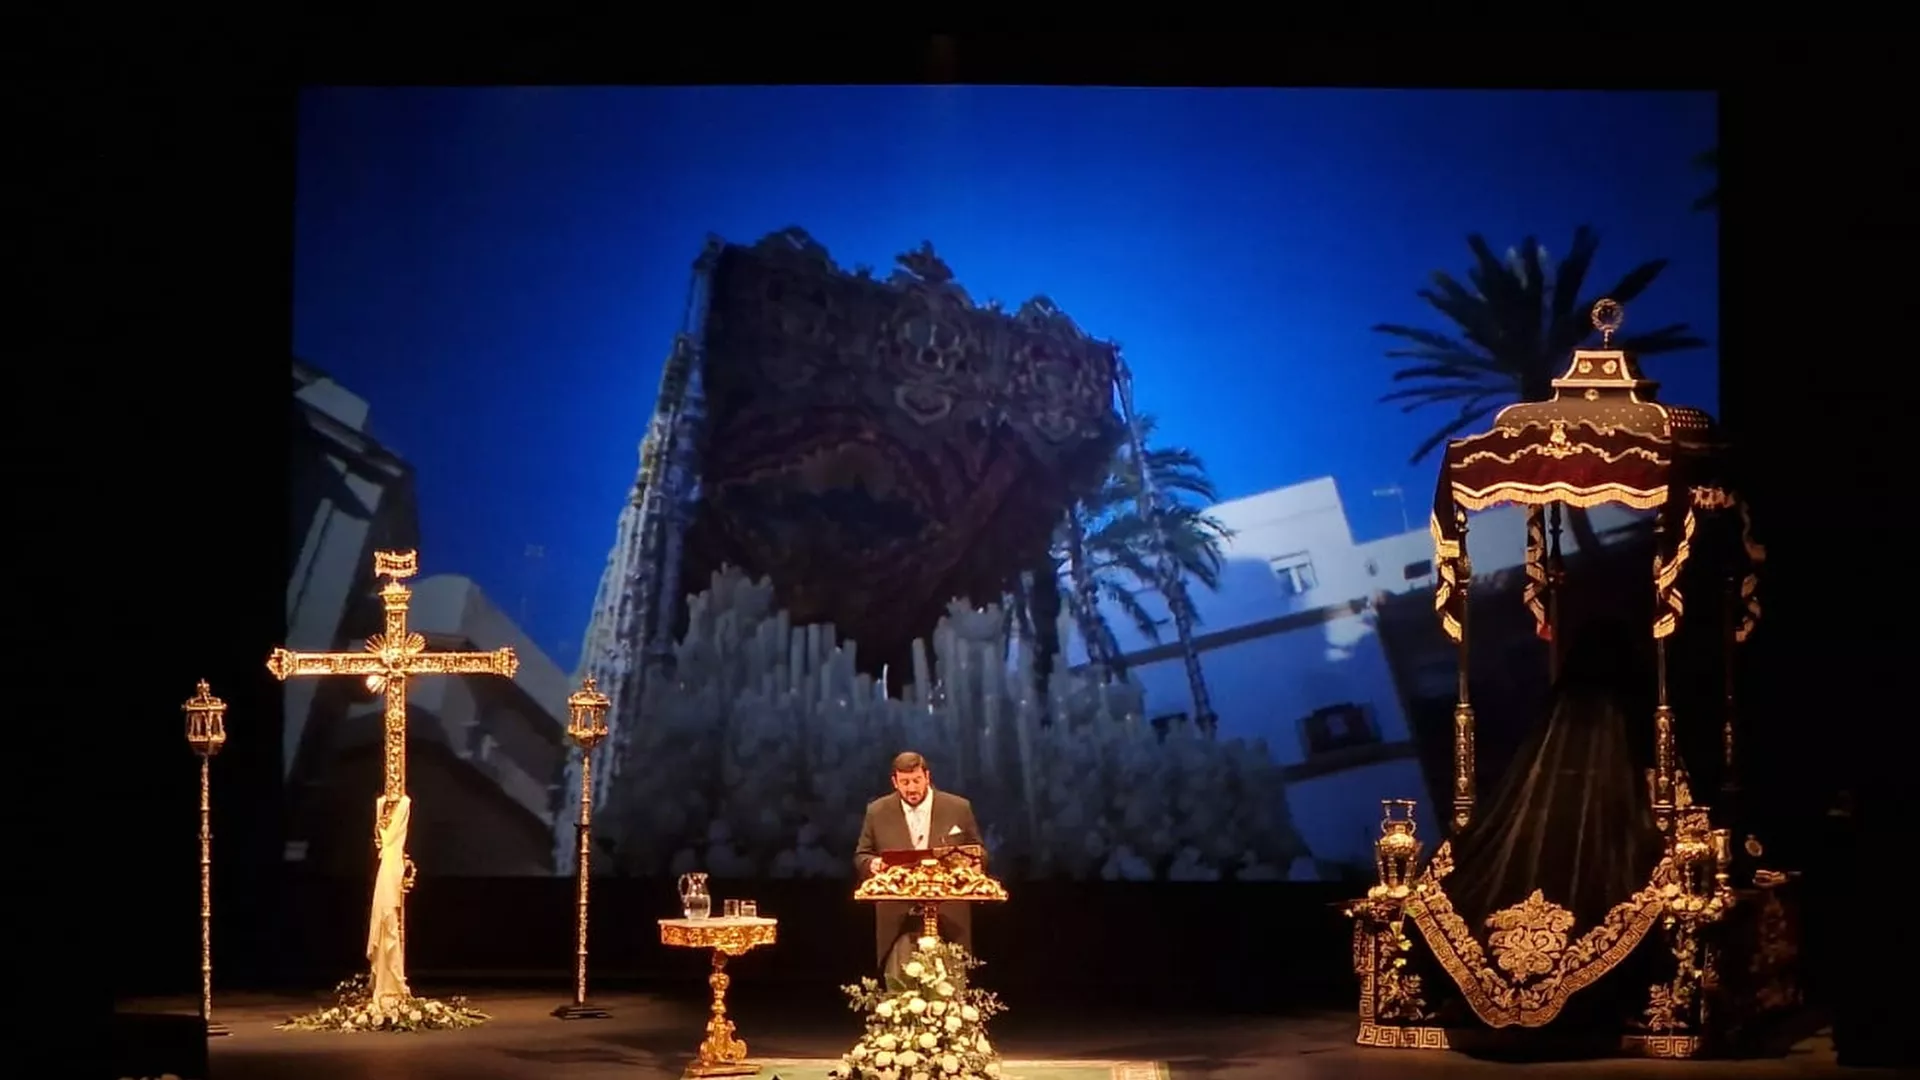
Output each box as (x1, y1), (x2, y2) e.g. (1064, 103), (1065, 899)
(182, 680), (230, 1037)
(554, 676), (613, 1020)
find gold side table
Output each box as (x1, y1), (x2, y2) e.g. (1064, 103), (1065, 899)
(659, 916), (777, 1078)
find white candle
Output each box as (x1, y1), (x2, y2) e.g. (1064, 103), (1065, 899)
(912, 638), (932, 709)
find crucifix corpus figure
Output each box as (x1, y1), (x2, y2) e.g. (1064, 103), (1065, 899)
(268, 549), (518, 1004)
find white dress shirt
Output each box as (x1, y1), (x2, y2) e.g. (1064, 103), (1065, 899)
(901, 794), (933, 850)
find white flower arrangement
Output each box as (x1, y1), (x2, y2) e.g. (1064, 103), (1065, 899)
(274, 973), (489, 1033)
(585, 569), (1306, 881)
(829, 937), (1006, 1080)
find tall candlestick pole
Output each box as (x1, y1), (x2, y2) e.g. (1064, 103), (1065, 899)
(183, 680), (230, 1038)
(555, 676), (613, 1021)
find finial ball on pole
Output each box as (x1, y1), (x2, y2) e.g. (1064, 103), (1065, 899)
(1591, 298), (1626, 346)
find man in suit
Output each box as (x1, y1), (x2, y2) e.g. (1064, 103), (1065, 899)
(853, 751), (986, 982)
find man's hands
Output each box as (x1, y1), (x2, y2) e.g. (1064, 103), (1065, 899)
(868, 856), (884, 877)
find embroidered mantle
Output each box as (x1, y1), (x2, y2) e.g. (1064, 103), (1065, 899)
(1403, 841), (1676, 1028)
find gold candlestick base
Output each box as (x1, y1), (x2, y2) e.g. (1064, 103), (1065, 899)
(205, 1020), (231, 1039)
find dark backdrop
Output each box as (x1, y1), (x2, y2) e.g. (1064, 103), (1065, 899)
(57, 38), (1913, 1054)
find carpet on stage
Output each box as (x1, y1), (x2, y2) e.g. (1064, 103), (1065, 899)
(757, 1062), (1168, 1080)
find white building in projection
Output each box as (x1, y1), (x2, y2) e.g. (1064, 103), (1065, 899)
(1069, 476), (1643, 871)
(287, 359), (574, 876)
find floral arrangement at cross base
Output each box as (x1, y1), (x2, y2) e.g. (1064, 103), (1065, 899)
(830, 936), (1006, 1080)
(274, 973), (490, 1033)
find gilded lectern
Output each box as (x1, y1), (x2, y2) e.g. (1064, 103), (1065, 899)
(853, 844), (1008, 942)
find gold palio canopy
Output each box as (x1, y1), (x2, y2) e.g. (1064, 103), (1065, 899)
(1428, 301), (1764, 645)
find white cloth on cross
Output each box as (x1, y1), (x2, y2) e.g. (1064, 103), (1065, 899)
(368, 794), (412, 1002)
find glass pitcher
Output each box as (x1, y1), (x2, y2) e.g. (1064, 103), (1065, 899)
(678, 872), (711, 919)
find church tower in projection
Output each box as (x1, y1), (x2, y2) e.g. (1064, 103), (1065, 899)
(566, 246), (719, 876)
(565, 345), (703, 872)
(567, 227), (1145, 874)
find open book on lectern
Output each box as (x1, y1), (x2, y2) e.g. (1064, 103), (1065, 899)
(856, 843), (1006, 908)
(877, 843), (987, 869)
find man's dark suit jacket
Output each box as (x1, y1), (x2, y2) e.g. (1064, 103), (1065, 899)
(852, 789), (986, 967)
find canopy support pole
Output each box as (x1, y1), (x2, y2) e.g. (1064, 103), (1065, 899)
(1718, 567), (1741, 821)
(1546, 502), (1565, 680)
(1652, 513), (1677, 840)
(1451, 510), (1476, 834)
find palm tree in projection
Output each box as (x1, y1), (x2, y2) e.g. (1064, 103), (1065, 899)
(1373, 226), (1708, 554)
(1013, 414), (1230, 727)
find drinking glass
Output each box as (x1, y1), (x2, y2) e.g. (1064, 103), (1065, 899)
(740, 900), (758, 918)
(724, 899), (742, 918)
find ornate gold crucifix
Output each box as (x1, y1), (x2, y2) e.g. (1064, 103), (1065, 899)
(267, 549), (518, 991)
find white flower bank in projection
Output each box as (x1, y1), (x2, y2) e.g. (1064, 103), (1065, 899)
(571, 568), (1304, 881)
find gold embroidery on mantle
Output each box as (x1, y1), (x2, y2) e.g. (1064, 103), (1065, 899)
(1735, 573), (1760, 643)
(1734, 501), (1766, 643)
(1486, 891), (1576, 980)
(1653, 508), (1698, 640)
(1404, 859), (1675, 1029)
(1455, 437), (1664, 469)
(1451, 482), (1668, 512)
(1430, 511), (1463, 643)
(1689, 486), (1734, 510)
(1522, 508), (1550, 641)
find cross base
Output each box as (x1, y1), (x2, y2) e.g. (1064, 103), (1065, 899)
(206, 1021), (231, 1039)
(551, 1003), (612, 1021)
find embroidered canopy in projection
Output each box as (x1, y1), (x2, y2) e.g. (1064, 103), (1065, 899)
(680, 230), (1122, 676)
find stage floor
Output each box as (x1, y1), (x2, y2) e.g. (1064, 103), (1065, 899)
(122, 987), (1881, 1080)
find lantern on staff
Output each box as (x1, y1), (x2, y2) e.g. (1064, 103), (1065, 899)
(567, 677), (612, 751)
(182, 679), (230, 1035)
(185, 679), (228, 758)
(555, 674), (615, 1021)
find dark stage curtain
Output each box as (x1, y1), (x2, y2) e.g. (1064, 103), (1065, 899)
(1444, 617), (1666, 931)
